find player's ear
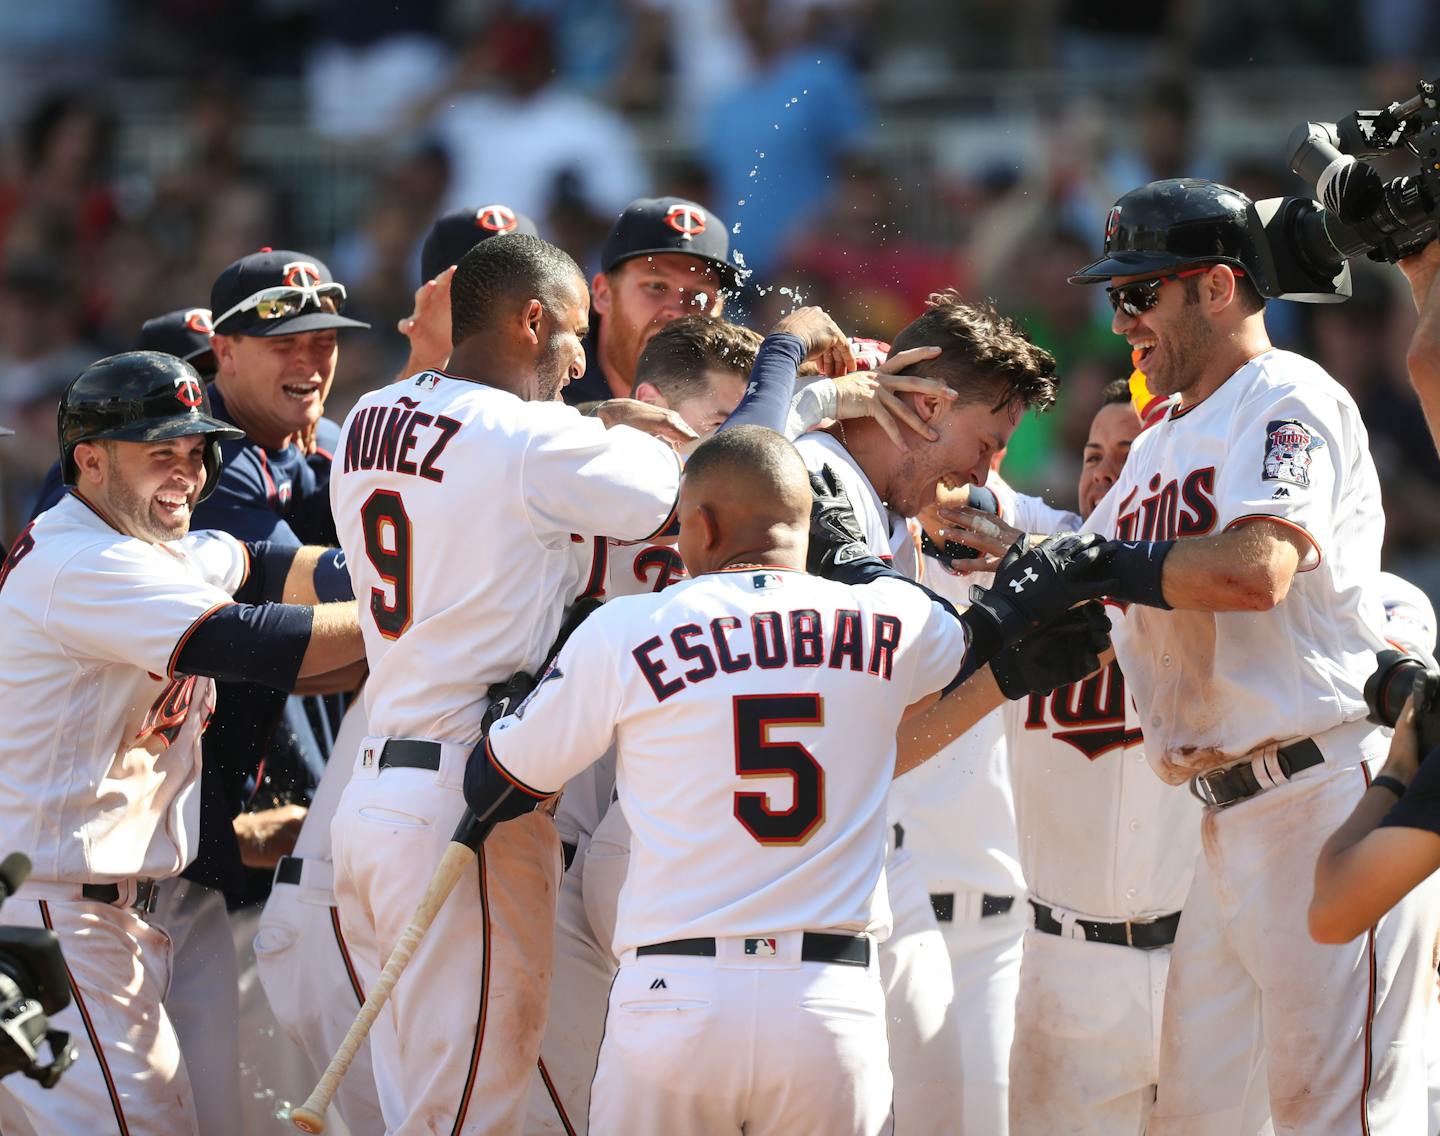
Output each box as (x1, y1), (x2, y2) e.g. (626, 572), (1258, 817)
(632, 381), (669, 409)
(72, 441), (106, 485)
(696, 502), (721, 552)
(912, 391), (949, 425)
(521, 299), (544, 347)
(591, 271), (613, 319)
(209, 334), (239, 378)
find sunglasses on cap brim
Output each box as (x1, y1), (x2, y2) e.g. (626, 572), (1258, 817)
(213, 282), (348, 330)
(1106, 266), (1245, 317)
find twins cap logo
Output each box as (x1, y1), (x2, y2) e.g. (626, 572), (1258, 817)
(664, 203), (707, 240)
(282, 260), (322, 288)
(1104, 205), (1122, 246)
(475, 204), (519, 233)
(173, 371), (204, 409)
(183, 308), (214, 335)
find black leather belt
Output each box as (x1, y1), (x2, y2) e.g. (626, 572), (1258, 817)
(1031, 900), (1180, 950)
(1190, 738), (1325, 808)
(636, 933), (870, 967)
(379, 739), (443, 771)
(892, 822), (905, 849)
(931, 893), (1015, 922)
(81, 880), (158, 914)
(275, 855), (304, 887)
(562, 841), (578, 873)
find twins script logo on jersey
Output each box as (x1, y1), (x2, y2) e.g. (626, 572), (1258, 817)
(136, 674), (199, 748)
(664, 203), (707, 239)
(1023, 660), (1142, 760)
(474, 204), (519, 233)
(1114, 468), (1218, 542)
(1262, 419), (1324, 488)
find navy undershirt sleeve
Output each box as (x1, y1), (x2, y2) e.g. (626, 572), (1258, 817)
(235, 542), (300, 604)
(175, 603), (314, 691)
(313, 548), (354, 602)
(1379, 750), (1440, 836)
(716, 333), (805, 434)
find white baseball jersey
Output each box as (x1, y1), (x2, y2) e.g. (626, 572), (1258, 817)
(1004, 603), (1199, 920)
(795, 431), (918, 577)
(486, 568), (969, 955)
(331, 370), (683, 742)
(0, 493), (246, 883)
(1085, 349), (1388, 784)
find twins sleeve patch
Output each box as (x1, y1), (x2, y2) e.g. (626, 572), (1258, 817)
(1262, 419), (1324, 487)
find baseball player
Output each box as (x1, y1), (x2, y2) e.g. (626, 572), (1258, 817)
(566, 196), (737, 405)
(398, 203), (540, 380)
(329, 232), (801, 1135)
(528, 309), (952, 1133)
(463, 425), (1106, 1136)
(0, 351), (364, 1136)
(1061, 178), (1440, 1133)
(791, 292), (1058, 1132)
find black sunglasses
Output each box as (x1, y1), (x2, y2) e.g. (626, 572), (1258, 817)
(1106, 266), (1245, 317)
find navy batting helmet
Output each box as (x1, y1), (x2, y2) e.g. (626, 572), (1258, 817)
(58, 351), (243, 500)
(1069, 178), (1275, 296)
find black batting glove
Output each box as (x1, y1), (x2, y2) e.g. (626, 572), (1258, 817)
(807, 467), (888, 582)
(963, 534), (1110, 657)
(989, 601), (1112, 699)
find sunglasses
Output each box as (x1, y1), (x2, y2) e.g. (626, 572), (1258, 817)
(213, 282), (348, 329)
(1106, 267), (1244, 317)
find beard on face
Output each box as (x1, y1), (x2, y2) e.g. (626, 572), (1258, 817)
(1148, 301), (1215, 398)
(105, 465), (192, 542)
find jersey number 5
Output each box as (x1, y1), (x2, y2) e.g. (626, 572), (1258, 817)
(360, 489), (413, 639)
(733, 693), (824, 845)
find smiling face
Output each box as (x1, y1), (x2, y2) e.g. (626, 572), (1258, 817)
(534, 272), (592, 401)
(212, 328), (337, 447)
(1078, 399), (1142, 518)
(593, 255), (725, 389)
(75, 435), (208, 541)
(886, 396), (1022, 518)
(1108, 267), (1219, 401)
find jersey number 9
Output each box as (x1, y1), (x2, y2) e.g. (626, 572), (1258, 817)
(361, 489), (413, 639)
(733, 693), (825, 846)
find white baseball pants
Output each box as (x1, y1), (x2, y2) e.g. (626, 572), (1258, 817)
(591, 933), (892, 1135)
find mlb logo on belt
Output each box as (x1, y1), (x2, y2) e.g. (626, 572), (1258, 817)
(362, 747), (375, 768)
(744, 938), (778, 956)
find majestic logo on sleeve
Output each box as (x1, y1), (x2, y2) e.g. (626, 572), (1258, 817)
(1262, 419), (1324, 487)
(1024, 661), (1142, 759)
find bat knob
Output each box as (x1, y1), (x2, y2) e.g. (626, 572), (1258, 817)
(290, 1105), (327, 1133)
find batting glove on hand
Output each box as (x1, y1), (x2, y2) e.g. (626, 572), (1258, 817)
(989, 601), (1112, 699)
(964, 533), (1109, 654)
(807, 467), (883, 580)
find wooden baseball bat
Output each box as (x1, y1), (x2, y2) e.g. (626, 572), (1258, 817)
(289, 813), (495, 1133)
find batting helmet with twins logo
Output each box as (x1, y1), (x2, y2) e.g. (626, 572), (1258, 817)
(57, 351), (243, 501)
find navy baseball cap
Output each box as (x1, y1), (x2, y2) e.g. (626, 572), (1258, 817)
(135, 308), (217, 375)
(600, 197), (739, 290)
(421, 204), (539, 284)
(210, 249), (370, 337)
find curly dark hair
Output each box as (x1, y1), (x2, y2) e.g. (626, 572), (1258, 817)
(888, 291), (1058, 413)
(450, 233), (583, 346)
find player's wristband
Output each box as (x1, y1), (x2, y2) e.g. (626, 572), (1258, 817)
(1100, 539), (1174, 609)
(313, 548), (354, 602)
(1371, 774), (1409, 798)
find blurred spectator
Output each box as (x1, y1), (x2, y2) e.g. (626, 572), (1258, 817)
(0, 4), (119, 129)
(1105, 76), (1222, 190)
(1040, 0), (1195, 74)
(699, 0), (869, 281)
(0, 258), (100, 539)
(427, 12), (647, 221)
(0, 91), (119, 270)
(304, 0), (450, 143)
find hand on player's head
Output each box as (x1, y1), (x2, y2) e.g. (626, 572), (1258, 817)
(678, 427), (811, 576)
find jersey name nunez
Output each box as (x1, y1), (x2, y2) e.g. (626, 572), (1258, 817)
(633, 607), (903, 703)
(1114, 466), (1218, 542)
(342, 396), (461, 481)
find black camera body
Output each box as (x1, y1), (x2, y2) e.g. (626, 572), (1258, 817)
(0, 853), (77, 1088)
(1365, 649), (1440, 760)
